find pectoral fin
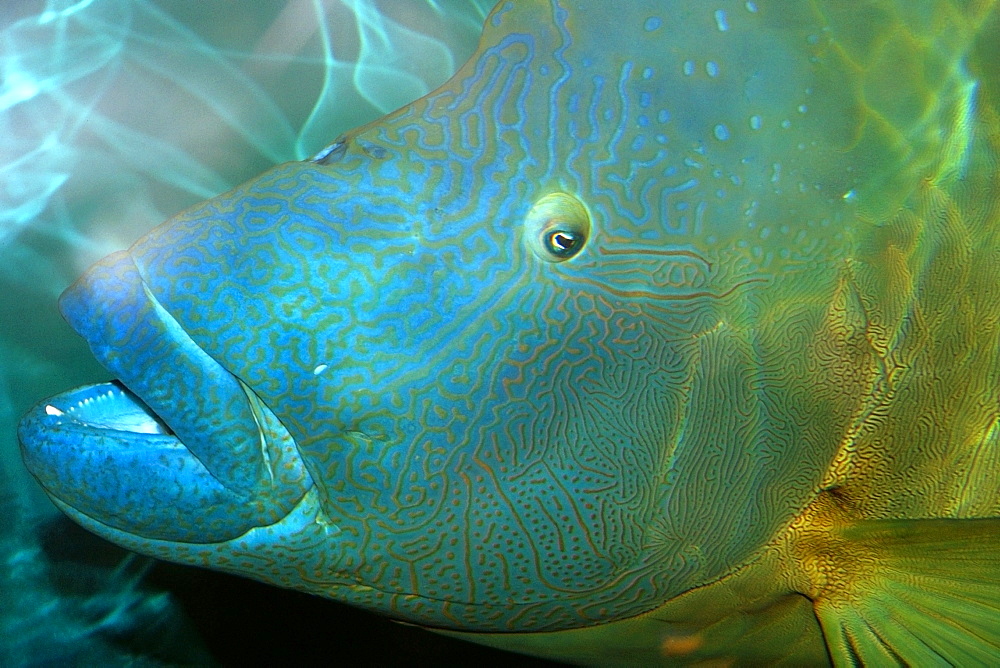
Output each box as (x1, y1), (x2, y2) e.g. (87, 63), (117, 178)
(806, 515), (1000, 666)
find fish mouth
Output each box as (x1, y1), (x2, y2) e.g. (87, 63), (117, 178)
(42, 382), (173, 436)
(19, 250), (310, 544)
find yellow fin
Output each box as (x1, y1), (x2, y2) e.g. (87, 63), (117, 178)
(812, 517), (1000, 666)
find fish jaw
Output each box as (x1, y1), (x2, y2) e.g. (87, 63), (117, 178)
(18, 250), (311, 543)
(20, 383), (255, 543)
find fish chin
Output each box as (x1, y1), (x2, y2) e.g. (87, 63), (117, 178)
(18, 382), (266, 543)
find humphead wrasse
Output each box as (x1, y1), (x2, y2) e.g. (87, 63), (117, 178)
(18, 0), (1000, 664)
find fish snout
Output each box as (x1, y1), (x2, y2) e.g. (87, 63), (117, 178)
(18, 250), (310, 543)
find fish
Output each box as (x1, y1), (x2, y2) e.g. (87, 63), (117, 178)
(17, 0), (1000, 664)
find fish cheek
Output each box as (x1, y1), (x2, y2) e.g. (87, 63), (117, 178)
(477, 277), (678, 583)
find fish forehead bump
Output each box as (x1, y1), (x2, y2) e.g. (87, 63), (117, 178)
(413, 0), (977, 258)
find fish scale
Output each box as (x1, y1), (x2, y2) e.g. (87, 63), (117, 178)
(17, 0), (1000, 664)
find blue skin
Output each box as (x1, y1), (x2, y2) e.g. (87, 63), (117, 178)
(18, 0), (980, 648)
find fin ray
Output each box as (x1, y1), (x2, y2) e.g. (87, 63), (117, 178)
(809, 517), (1000, 666)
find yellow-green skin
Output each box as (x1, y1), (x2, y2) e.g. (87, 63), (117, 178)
(18, 0), (1000, 664)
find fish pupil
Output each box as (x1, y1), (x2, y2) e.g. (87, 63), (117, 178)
(547, 230), (582, 257)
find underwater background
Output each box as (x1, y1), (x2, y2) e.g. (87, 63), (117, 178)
(0, 1), (559, 664)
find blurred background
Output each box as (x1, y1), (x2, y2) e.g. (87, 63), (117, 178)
(0, 1), (560, 664)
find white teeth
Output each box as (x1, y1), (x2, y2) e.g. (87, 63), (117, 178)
(59, 385), (172, 435)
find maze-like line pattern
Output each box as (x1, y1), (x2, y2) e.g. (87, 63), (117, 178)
(52, 0), (1000, 637)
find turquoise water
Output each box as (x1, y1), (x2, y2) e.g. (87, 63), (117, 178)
(8, 0), (1000, 663)
(1, 1), (561, 664)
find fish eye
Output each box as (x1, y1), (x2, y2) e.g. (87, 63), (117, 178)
(525, 192), (591, 262)
(311, 137), (347, 165)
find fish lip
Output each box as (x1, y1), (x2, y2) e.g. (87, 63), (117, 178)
(19, 377), (312, 544)
(55, 249), (270, 496)
(17, 381), (248, 542)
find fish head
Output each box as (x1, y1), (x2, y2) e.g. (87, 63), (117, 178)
(20, 0), (974, 632)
